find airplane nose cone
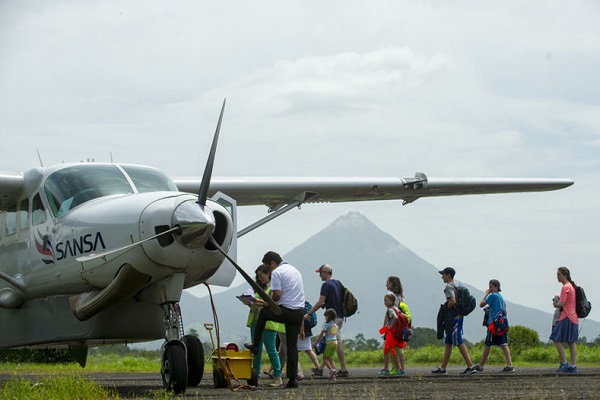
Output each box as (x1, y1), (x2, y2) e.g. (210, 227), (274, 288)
(172, 200), (215, 249)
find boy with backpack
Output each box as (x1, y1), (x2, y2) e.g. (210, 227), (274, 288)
(431, 267), (477, 375)
(473, 279), (515, 373)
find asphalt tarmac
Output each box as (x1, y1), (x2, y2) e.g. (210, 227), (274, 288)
(70, 366), (600, 399)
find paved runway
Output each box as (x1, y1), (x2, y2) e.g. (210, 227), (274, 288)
(74, 366), (600, 399)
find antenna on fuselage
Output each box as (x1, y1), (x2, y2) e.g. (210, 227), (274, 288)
(36, 148), (44, 167)
(110, 152), (114, 163)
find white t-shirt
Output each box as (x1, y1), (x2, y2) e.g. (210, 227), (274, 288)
(270, 262), (305, 310)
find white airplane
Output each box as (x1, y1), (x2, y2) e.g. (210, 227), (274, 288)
(0, 100), (573, 393)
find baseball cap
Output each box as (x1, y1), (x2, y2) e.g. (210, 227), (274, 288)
(315, 264), (333, 273)
(438, 267), (456, 278)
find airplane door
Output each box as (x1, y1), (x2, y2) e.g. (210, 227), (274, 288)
(206, 192), (237, 287)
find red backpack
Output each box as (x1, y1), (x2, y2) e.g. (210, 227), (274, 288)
(391, 307), (412, 341)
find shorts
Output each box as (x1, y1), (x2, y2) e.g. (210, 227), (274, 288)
(484, 330), (508, 347)
(323, 341), (337, 358)
(335, 318), (344, 341)
(550, 317), (578, 343)
(444, 317), (464, 346)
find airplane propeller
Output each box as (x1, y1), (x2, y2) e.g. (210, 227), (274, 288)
(197, 100), (282, 314)
(197, 98), (226, 207)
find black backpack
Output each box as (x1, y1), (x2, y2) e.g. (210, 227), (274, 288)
(575, 286), (592, 318)
(453, 285), (476, 316)
(337, 281), (358, 317)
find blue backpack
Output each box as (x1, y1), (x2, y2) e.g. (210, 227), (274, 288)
(304, 301), (317, 329)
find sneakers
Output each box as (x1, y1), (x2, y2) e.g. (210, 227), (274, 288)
(394, 369), (407, 377)
(473, 364), (484, 372)
(555, 362), (569, 373)
(502, 365), (516, 373)
(431, 367), (447, 375)
(335, 370), (349, 378)
(268, 376), (284, 387)
(566, 365), (579, 373)
(377, 368), (390, 376)
(329, 370), (337, 381)
(461, 366), (477, 375)
(262, 370), (274, 379)
(311, 367), (323, 376)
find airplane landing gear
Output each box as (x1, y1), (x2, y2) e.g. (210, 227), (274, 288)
(160, 302), (204, 394)
(161, 342), (187, 393)
(182, 334), (204, 386)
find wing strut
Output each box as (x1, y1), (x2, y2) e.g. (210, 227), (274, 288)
(238, 191), (318, 238)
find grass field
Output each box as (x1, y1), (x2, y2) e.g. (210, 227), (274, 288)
(1, 344), (599, 399)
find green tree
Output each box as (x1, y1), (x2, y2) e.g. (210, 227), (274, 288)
(407, 327), (439, 348)
(509, 325), (540, 354)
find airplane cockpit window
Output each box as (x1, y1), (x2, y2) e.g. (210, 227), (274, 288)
(19, 199), (29, 231)
(32, 194), (48, 226)
(44, 165), (134, 217)
(121, 166), (178, 193)
(6, 204), (17, 235)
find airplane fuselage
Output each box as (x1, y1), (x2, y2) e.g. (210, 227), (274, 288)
(0, 163), (235, 347)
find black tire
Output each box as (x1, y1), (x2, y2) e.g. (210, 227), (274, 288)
(247, 368), (259, 386)
(213, 366), (228, 388)
(162, 344), (188, 394)
(181, 334), (204, 386)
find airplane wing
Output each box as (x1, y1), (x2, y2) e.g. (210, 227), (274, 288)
(0, 172), (25, 209)
(174, 173), (574, 210)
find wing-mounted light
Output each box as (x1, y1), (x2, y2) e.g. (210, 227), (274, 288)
(402, 172), (428, 205)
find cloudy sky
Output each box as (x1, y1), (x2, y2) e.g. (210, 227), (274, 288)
(2, 2), (599, 323)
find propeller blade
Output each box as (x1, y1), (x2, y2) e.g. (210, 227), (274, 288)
(209, 237), (282, 315)
(198, 98), (226, 207)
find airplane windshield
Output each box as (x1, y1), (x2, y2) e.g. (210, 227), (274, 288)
(120, 165), (178, 193)
(44, 165), (134, 217)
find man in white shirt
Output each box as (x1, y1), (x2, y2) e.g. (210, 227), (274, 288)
(245, 251), (305, 388)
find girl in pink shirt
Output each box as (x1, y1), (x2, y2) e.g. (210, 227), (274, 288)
(549, 266), (579, 373)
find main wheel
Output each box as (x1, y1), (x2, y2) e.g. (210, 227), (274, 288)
(182, 334), (204, 386)
(161, 344), (188, 394)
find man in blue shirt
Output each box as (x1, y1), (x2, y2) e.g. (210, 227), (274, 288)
(304, 264), (349, 377)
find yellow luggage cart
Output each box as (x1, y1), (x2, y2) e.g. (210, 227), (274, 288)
(204, 323), (258, 389)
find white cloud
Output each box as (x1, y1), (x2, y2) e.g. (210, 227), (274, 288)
(2, 0), (600, 321)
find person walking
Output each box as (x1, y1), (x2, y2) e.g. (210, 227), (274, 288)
(473, 279), (515, 373)
(245, 251), (306, 388)
(304, 264), (349, 378)
(313, 309), (339, 381)
(549, 266), (579, 373)
(296, 301), (321, 381)
(379, 293), (409, 377)
(431, 267), (477, 375)
(378, 276), (404, 376)
(245, 265), (285, 386)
